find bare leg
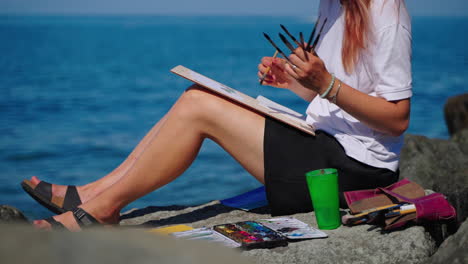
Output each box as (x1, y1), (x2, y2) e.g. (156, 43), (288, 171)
(30, 114), (170, 203)
(35, 86), (266, 230)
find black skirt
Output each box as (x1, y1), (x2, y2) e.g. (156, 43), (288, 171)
(263, 116), (399, 216)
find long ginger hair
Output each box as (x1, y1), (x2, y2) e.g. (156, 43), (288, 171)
(340, 0), (372, 74)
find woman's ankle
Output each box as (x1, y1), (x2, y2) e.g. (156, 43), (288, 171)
(77, 184), (98, 204)
(81, 199), (121, 225)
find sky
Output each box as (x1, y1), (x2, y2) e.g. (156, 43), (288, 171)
(0, 0), (467, 17)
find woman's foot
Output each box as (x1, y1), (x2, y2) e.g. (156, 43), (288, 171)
(34, 211), (82, 231)
(22, 176), (95, 214)
(29, 176), (85, 200)
(33, 205), (120, 231)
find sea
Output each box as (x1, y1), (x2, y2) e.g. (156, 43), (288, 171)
(1, 15), (467, 220)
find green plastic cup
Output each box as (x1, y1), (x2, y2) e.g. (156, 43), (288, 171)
(305, 168), (341, 230)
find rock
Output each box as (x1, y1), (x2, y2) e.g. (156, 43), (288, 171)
(452, 129), (468, 155)
(400, 132), (468, 225)
(120, 201), (437, 264)
(0, 224), (253, 264)
(0, 205), (28, 223)
(444, 93), (468, 136)
(427, 220), (468, 264)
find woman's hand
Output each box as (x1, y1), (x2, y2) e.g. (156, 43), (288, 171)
(257, 56), (295, 89)
(257, 54), (320, 102)
(284, 47), (333, 96)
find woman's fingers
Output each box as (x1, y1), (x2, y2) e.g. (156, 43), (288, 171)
(289, 54), (305, 69)
(284, 63), (300, 80)
(283, 49), (330, 93)
(257, 66), (271, 77)
(292, 46), (311, 61)
(288, 52), (321, 78)
(261, 56), (276, 67)
(258, 56), (295, 86)
(258, 64), (272, 77)
(258, 64), (274, 83)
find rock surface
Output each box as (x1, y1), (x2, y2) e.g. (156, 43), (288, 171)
(120, 201), (436, 264)
(0, 205), (28, 223)
(3, 123), (467, 264)
(0, 224), (253, 264)
(400, 130), (468, 225)
(427, 219), (468, 264)
(444, 93), (468, 136)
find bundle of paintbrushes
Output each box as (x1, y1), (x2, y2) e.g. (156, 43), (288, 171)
(342, 203), (417, 226)
(259, 17), (327, 84)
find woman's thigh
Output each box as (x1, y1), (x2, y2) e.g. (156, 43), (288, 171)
(178, 85), (266, 183)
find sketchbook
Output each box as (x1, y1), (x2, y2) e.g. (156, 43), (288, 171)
(170, 65), (315, 136)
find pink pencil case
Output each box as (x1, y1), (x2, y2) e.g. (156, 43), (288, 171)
(344, 179), (456, 230)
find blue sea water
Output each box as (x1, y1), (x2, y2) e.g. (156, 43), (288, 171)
(1, 15), (467, 220)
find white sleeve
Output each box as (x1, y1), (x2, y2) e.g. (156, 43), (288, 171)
(372, 23), (413, 101)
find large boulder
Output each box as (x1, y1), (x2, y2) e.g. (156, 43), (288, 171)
(427, 219), (468, 264)
(444, 93), (468, 136)
(0, 223), (253, 264)
(0, 205), (28, 223)
(400, 130), (468, 226)
(120, 201), (437, 264)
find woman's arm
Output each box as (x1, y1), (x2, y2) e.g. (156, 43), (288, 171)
(327, 75), (410, 136)
(288, 79), (318, 102)
(286, 51), (410, 137)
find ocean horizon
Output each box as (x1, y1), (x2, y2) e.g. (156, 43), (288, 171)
(1, 15), (467, 219)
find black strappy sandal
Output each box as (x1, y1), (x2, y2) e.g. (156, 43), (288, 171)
(21, 179), (82, 214)
(43, 217), (66, 229)
(72, 208), (99, 227)
(42, 208), (99, 230)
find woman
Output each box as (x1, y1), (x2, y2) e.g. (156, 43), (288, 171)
(25, 0), (412, 230)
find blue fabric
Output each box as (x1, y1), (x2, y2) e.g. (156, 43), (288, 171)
(220, 186), (268, 210)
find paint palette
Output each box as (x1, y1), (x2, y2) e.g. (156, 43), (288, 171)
(213, 221), (288, 249)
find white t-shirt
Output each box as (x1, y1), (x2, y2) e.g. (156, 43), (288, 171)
(305, 0), (412, 172)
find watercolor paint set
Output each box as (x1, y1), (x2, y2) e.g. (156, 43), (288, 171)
(170, 217), (327, 249)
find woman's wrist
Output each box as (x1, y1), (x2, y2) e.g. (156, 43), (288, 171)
(327, 79), (342, 104)
(319, 72), (335, 98)
(289, 80), (318, 102)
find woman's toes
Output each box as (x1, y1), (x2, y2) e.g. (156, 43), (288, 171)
(33, 219), (52, 230)
(30, 176), (40, 185)
(33, 212), (82, 231)
(30, 176), (68, 197)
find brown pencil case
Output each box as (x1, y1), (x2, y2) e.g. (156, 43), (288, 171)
(344, 179), (456, 230)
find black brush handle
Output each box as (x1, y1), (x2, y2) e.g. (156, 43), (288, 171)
(311, 18), (328, 51)
(306, 15), (321, 51)
(280, 24), (299, 45)
(279, 33), (296, 54)
(263, 32), (292, 63)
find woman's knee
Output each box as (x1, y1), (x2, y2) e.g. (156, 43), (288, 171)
(174, 84), (222, 122)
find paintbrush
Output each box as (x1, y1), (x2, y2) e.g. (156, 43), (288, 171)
(299, 32), (306, 49)
(262, 32), (294, 65)
(279, 33), (296, 54)
(306, 15), (321, 51)
(259, 50), (279, 85)
(341, 203), (404, 225)
(280, 24), (300, 46)
(280, 24), (308, 60)
(299, 32), (308, 60)
(385, 204), (416, 218)
(310, 18), (328, 52)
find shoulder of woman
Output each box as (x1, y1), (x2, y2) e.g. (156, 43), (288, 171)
(370, 0), (411, 33)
